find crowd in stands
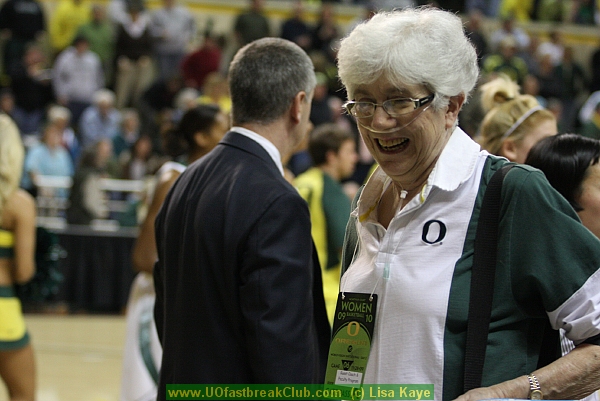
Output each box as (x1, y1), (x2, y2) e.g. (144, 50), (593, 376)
(1, 0), (600, 227)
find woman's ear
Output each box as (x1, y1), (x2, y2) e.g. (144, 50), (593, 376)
(499, 138), (518, 161)
(445, 93), (465, 129)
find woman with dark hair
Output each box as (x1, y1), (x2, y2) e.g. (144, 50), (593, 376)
(121, 104), (228, 401)
(525, 133), (600, 401)
(526, 133), (600, 238)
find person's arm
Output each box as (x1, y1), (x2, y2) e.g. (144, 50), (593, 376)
(456, 166), (600, 400)
(10, 189), (36, 284)
(131, 169), (180, 273)
(455, 343), (600, 400)
(240, 191), (322, 383)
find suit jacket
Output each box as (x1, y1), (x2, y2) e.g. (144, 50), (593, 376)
(154, 131), (330, 395)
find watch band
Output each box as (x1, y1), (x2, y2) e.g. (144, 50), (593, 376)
(527, 374), (543, 400)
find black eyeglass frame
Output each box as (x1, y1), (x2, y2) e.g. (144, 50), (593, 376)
(343, 93), (435, 118)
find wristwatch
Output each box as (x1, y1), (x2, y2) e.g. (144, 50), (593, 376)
(527, 374), (543, 400)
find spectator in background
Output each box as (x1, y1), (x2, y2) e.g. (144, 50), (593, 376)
(579, 101), (600, 140)
(311, 3), (340, 63)
(521, 73), (547, 107)
(518, 34), (541, 76)
(52, 35), (104, 126)
(0, 0), (46, 76)
(8, 43), (54, 137)
(149, 0), (196, 80)
(280, 0), (312, 51)
(197, 72), (231, 115)
(535, 0), (567, 21)
(590, 41), (600, 93)
(47, 105), (80, 165)
(79, 89), (122, 149)
(466, 0), (502, 17)
(180, 33), (223, 90)
(294, 123), (357, 324)
(49, 0), (91, 55)
(570, 0), (596, 24)
(310, 72), (334, 127)
(114, 0), (154, 110)
(66, 138), (115, 225)
(555, 46), (588, 132)
(233, 0), (270, 48)
(482, 35), (529, 85)
(464, 9), (489, 67)
(489, 14), (530, 52)
(119, 134), (156, 180)
(536, 29), (564, 66)
(535, 53), (562, 101)
(113, 108), (141, 158)
(498, 0), (534, 21)
(138, 74), (184, 139)
(478, 74), (557, 162)
(21, 124), (74, 198)
(76, 4), (115, 84)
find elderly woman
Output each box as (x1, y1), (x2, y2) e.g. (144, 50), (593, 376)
(337, 8), (600, 401)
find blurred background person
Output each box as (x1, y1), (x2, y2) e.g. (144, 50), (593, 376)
(66, 138), (116, 225)
(78, 89), (122, 150)
(180, 32), (223, 91)
(477, 73), (557, 162)
(122, 104), (228, 401)
(112, 108), (141, 158)
(21, 124), (74, 199)
(52, 35), (104, 126)
(47, 105), (80, 165)
(113, 0), (154, 110)
(48, 0), (91, 56)
(279, 0), (311, 51)
(76, 4), (115, 85)
(233, 0), (270, 49)
(0, 113), (36, 401)
(294, 123), (357, 324)
(7, 43), (54, 138)
(149, 0), (196, 80)
(579, 100), (600, 140)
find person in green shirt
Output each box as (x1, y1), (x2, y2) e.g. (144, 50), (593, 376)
(294, 123), (358, 323)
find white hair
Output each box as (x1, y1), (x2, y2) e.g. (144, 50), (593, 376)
(47, 105), (72, 123)
(93, 89), (116, 106)
(337, 7), (479, 110)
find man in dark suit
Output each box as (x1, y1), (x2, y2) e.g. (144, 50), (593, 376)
(153, 37), (330, 395)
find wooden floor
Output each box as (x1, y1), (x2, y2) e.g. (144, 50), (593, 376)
(0, 314), (126, 401)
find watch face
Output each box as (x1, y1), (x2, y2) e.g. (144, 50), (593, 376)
(530, 389), (544, 400)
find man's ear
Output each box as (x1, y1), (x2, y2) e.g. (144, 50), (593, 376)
(500, 138), (518, 161)
(290, 91), (307, 124)
(445, 93), (465, 129)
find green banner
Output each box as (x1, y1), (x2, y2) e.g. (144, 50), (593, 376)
(165, 384), (434, 400)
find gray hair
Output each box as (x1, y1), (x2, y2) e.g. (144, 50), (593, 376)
(337, 7), (479, 110)
(228, 37), (316, 125)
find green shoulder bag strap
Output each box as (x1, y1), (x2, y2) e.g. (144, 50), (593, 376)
(463, 163), (560, 392)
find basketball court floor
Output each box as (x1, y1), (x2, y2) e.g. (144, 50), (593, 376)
(0, 314), (125, 401)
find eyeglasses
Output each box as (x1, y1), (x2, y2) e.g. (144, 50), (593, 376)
(343, 94), (435, 119)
